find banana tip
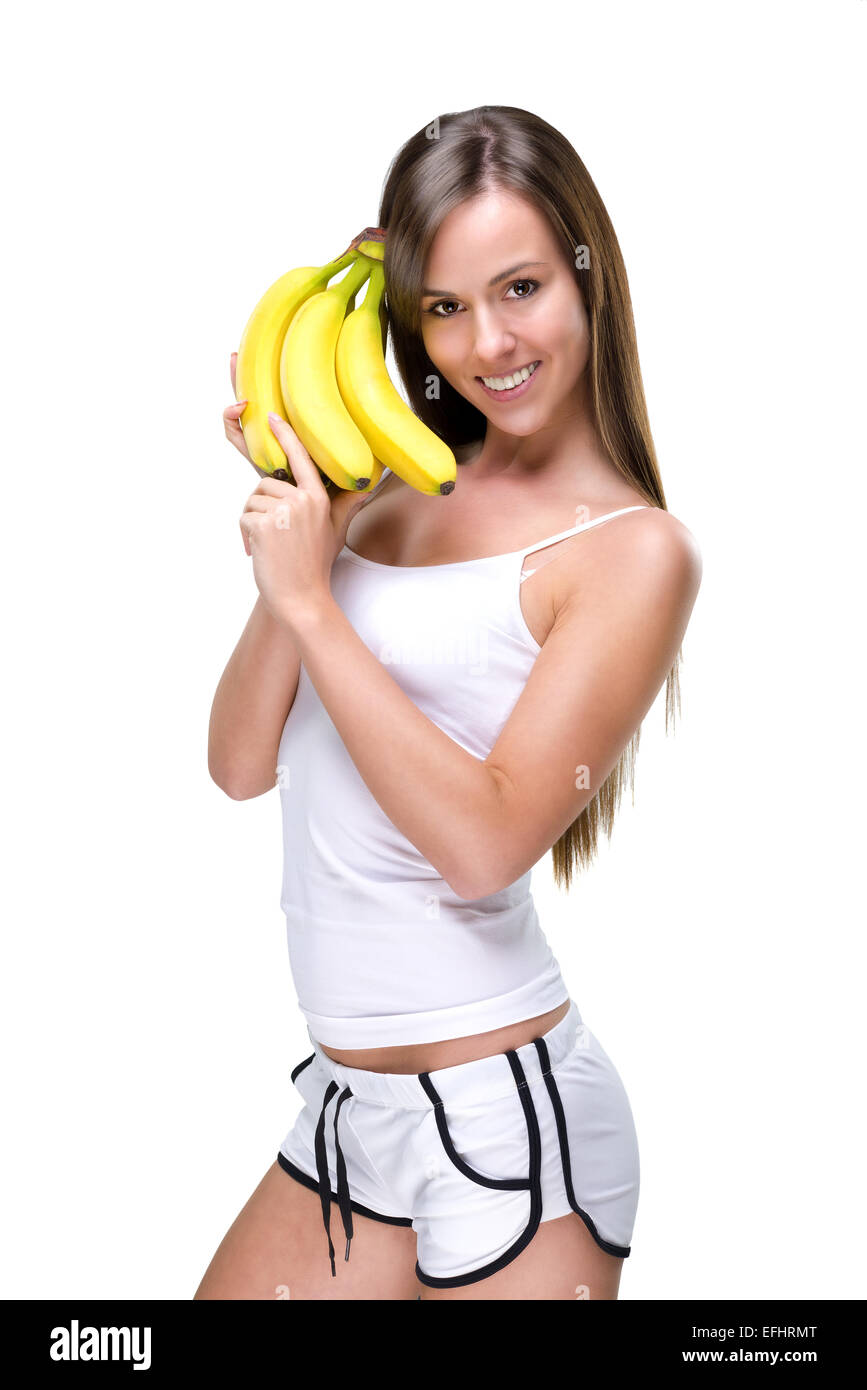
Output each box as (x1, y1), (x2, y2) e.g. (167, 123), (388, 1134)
(439, 481), (455, 495)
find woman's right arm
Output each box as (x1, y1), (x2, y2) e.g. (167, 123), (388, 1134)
(208, 595), (301, 799)
(210, 353), (300, 799)
(211, 349), (379, 796)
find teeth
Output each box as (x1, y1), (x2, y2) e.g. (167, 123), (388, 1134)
(481, 361), (539, 391)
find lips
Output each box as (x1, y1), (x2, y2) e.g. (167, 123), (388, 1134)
(475, 361), (542, 402)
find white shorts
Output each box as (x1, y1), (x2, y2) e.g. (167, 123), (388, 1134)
(277, 998), (640, 1290)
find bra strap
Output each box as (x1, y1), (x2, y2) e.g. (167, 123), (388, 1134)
(519, 506), (649, 577)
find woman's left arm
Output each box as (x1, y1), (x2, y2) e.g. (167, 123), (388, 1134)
(478, 511), (702, 895)
(244, 415), (701, 901)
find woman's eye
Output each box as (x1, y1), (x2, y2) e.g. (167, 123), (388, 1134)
(425, 278), (540, 318)
(429, 299), (460, 318)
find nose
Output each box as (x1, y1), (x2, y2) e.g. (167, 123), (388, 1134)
(471, 304), (518, 372)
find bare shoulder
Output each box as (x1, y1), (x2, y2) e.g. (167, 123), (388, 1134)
(585, 505), (701, 590)
(552, 504), (703, 645)
(626, 506), (701, 583)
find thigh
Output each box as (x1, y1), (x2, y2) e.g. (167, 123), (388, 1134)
(419, 1210), (623, 1301)
(194, 1161), (421, 1301)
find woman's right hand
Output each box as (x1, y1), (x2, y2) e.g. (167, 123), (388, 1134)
(224, 349), (382, 561)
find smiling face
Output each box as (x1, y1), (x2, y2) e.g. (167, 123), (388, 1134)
(419, 188), (590, 439)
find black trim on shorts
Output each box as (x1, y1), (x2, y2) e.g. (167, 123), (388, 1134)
(417, 1069), (529, 1191)
(414, 1048), (544, 1288)
(290, 1052), (316, 1084)
(533, 1035), (631, 1259)
(276, 1151), (414, 1228)
(284, 1050), (413, 1231)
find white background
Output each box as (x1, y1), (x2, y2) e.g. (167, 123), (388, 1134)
(1, 0), (864, 1301)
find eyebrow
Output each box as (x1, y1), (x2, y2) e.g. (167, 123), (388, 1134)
(421, 261), (549, 298)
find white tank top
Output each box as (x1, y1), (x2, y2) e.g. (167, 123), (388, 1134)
(277, 474), (648, 1048)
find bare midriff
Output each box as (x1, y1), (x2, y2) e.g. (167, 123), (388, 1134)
(317, 998), (572, 1075)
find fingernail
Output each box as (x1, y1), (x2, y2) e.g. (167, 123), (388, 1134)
(236, 399), (248, 407)
(268, 411), (280, 421)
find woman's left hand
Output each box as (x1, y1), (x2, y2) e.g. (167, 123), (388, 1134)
(238, 412), (373, 631)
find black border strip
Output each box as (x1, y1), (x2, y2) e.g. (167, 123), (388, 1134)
(276, 1151), (413, 1228)
(532, 1035), (631, 1259)
(417, 1070), (529, 1190)
(290, 1052), (316, 1084)
(414, 1049), (543, 1288)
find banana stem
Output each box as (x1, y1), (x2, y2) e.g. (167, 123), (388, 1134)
(330, 254), (372, 308)
(360, 259), (385, 315)
(315, 247), (359, 285)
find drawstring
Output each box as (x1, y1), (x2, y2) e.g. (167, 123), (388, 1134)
(312, 1080), (355, 1277)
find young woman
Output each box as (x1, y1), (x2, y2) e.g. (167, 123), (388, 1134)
(196, 106), (702, 1302)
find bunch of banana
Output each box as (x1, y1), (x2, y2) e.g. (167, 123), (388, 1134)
(279, 253), (381, 493)
(234, 247), (357, 485)
(335, 258), (456, 496)
(233, 228), (456, 496)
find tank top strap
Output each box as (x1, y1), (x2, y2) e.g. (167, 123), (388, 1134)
(518, 506), (649, 580)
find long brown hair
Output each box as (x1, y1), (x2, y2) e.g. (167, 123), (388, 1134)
(376, 105), (682, 889)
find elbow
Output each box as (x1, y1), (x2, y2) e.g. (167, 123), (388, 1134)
(448, 856), (510, 903)
(209, 760), (275, 801)
(454, 840), (534, 901)
(451, 874), (506, 903)
(450, 878), (484, 903)
(220, 779), (257, 801)
(436, 859), (485, 904)
(222, 779), (274, 801)
(452, 768), (532, 899)
(209, 765), (244, 799)
(449, 806), (524, 900)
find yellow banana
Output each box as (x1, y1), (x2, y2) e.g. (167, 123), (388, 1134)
(279, 257), (383, 493)
(234, 249), (358, 480)
(335, 259), (456, 496)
